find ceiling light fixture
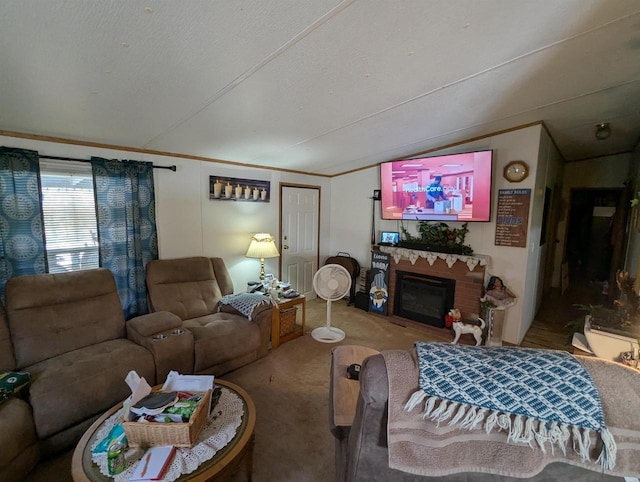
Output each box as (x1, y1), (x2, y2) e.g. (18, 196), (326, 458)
(595, 122), (611, 140)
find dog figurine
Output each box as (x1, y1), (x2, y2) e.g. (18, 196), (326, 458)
(449, 309), (485, 346)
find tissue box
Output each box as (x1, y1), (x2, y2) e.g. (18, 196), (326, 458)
(122, 389), (211, 448)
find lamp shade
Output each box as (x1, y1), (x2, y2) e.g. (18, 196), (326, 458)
(245, 233), (280, 259)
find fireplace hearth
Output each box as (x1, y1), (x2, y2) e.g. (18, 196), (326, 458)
(394, 271), (455, 328)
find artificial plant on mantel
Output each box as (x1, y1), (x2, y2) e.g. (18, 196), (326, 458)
(399, 221), (473, 255)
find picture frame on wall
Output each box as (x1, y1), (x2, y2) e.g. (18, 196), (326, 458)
(209, 176), (270, 202)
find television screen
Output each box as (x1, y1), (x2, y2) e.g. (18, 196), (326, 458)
(379, 150), (493, 222)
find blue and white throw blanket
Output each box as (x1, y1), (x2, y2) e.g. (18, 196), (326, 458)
(406, 342), (617, 470)
(218, 293), (272, 320)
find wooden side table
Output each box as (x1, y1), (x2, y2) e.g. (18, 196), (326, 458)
(271, 295), (306, 349)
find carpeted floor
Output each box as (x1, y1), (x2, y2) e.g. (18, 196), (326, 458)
(25, 299), (445, 482)
(221, 299), (444, 482)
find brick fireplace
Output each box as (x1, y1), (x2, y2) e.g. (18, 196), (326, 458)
(381, 247), (487, 325)
(395, 271), (456, 327)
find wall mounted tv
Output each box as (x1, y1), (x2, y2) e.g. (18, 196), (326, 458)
(380, 150), (493, 222)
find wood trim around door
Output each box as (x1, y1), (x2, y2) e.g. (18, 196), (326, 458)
(278, 182), (321, 281)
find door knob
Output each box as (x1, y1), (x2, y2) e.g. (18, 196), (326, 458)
(283, 244), (289, 250)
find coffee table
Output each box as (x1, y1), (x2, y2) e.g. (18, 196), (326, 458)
(71, 379), (255, 481)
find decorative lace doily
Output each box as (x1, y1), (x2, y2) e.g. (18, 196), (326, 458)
(90, 387), (243, 481)
(378, 245), (490, 271)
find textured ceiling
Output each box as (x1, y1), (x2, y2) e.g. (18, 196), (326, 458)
(1, 0), (639, 176)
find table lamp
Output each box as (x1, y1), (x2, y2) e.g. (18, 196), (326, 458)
(245, 233), (280, 280)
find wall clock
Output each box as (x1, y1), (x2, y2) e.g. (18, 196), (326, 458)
(503, 161), (529, 182)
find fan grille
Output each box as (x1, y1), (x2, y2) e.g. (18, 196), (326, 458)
(313, 264), (352, 301)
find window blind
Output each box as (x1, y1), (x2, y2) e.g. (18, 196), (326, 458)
(40, 160), (99, 273)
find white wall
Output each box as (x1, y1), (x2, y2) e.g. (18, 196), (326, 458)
(439, 126), (545, 344)
(328, 125), (545, 344)
(0, 135), (331, 291)
(329, 168), (378, 269)
(156, 158), (332, 287)
(523, 128), (565, 341)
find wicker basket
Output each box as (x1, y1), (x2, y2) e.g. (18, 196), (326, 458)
(122, 389), (211, 448)
(279, 306), (298, 336)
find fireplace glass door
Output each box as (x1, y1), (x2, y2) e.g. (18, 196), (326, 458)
(394, 271), (455, 328)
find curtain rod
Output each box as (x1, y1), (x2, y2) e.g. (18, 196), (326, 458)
(38, 155), (177, 171)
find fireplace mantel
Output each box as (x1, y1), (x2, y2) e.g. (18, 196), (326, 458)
(379, 246), (490, 271)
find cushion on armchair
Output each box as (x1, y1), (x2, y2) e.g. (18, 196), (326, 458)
(184, 313), (261, 371)
(27, 339), (155, 439)
(146, 257), (222, 319)
(6, 269), (126, 368)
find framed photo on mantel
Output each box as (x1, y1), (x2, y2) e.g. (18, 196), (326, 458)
(209, 176), (270, 202)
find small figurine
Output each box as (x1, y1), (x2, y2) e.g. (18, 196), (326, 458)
(446, 308), (485, 346)
(620, 350), (639, 369)
(483, 275), (516, 308)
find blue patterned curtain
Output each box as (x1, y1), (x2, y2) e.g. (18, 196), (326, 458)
(0, 147), (47, 300)
(91, 157), (158, 318)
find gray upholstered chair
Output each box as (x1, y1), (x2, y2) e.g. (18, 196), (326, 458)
(330, 347), (630, 481)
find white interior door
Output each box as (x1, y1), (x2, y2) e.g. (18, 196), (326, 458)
(280, 185), (320, 298)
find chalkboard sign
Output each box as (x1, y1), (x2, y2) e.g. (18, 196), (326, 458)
(495, 189), (531, 247)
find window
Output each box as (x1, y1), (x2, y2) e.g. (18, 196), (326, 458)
(40, 160), (99, 273)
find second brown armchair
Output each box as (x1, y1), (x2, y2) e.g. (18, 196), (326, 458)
(145, 256), (273, 377)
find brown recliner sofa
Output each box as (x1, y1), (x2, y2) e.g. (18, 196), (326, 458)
(330, 346), (633, 482)
(0, 304), (38, 482)
(145, 256), (273, 376)
(0, 268), (182, 481)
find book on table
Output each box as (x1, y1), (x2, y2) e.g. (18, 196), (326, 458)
(129, 445), (176, 481)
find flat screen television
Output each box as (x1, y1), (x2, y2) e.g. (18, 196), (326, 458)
(379, 149), (493, 222)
